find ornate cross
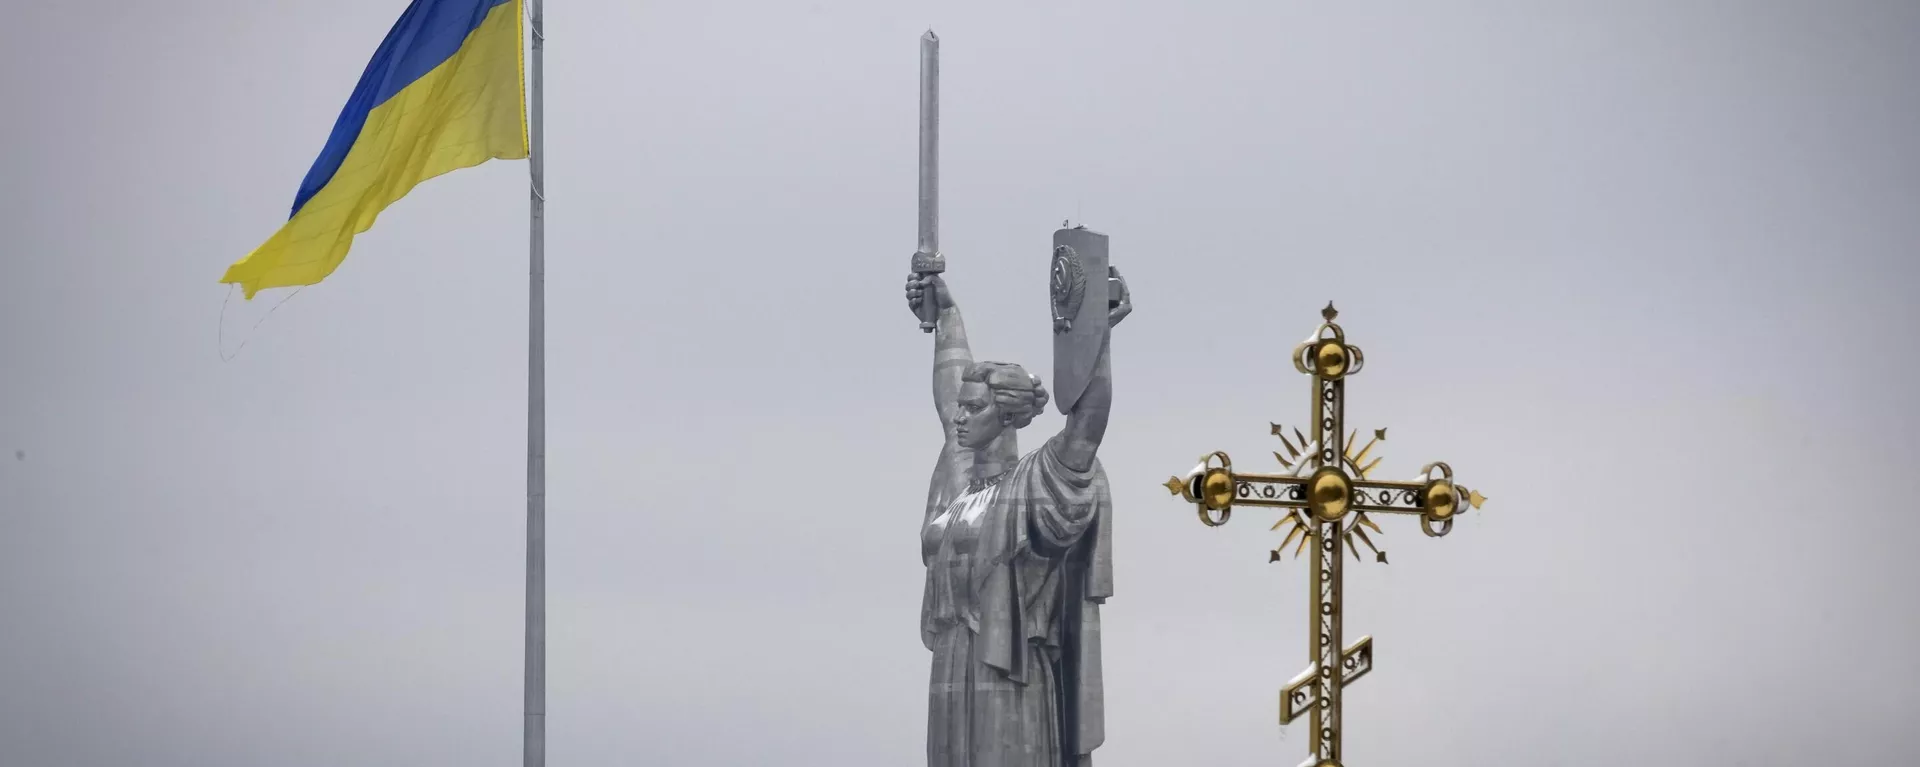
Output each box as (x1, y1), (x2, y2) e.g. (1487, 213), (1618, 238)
(1164, 303), (1487, 767)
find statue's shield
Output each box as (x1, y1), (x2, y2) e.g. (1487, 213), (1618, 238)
(1050, 227), (1112, 415)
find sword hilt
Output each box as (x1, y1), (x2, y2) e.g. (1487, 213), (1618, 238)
(912, 250), (945, 333)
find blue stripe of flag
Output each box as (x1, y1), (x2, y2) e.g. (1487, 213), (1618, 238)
(290, 0), (515, 218)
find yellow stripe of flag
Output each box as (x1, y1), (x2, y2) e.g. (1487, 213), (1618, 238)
(222, 0), (527, 299)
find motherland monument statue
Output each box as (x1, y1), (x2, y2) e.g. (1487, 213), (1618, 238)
(902, 30), (1133, 767)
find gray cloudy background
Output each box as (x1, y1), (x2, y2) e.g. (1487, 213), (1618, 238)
(3, 1), (1917, 765)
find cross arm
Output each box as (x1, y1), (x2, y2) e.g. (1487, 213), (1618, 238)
(1164, 452), (1314, 526)
(1351, 463), (1486, 536)
(1210, 470), (1310, 509)
(1279, 635), (1374, 725)
(1349, 479), (1431, 515)
(1166, 453), (1486, 534)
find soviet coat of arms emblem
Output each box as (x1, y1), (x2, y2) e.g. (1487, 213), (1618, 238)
(1051, 244), (1087, 335)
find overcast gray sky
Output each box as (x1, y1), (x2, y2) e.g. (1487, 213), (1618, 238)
(3, 1), (1917, 765)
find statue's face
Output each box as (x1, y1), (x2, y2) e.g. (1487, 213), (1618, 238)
(953, 381), (1005, 449)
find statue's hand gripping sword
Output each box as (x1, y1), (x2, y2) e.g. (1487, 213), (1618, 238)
(911, 30), (944, 333)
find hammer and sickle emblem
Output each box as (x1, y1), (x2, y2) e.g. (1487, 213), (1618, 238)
(1050, 244), (1087, 334)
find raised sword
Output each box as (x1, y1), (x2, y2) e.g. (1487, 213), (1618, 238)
(911, 29), (944, 332)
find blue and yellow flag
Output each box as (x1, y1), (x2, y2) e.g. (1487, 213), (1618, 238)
(222, 0), (528, 299)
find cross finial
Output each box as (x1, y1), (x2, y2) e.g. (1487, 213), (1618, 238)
(1166, 301), (1488, 764)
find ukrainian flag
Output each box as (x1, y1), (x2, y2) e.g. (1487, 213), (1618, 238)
(222, 0), (528, 299)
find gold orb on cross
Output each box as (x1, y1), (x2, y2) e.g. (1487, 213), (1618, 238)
(1423, 479), (1459, 520)
(1201, 468), (1235, 511)
(1308, 467), (1353, 522)
(1314, 342), (1349, 378)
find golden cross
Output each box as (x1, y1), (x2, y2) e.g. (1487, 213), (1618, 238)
(1163, 303), (1486, 767)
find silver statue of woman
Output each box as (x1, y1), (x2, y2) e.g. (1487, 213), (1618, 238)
(903, 251), (1131, 767)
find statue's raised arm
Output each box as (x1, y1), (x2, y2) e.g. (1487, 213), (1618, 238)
(906, 271), (1001, 536)
(905, 272), (970, 440)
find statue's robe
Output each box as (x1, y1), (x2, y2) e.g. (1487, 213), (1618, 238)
(921, 434), (1114, 767)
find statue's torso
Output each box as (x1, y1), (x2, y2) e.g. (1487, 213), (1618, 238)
(922, 483), (1000, 630)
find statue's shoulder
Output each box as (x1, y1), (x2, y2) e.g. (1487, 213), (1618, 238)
(1019, 434), (1107, 485)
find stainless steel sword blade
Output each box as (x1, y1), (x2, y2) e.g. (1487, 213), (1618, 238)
(911, 29), (944, 333)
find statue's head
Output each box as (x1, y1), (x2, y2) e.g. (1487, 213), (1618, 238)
(954, 361), (1050, 449)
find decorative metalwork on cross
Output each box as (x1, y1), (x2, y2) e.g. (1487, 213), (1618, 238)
(1164, 302), (1487, 767)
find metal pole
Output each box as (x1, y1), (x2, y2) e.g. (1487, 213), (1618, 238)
(524, 0), (546, 765)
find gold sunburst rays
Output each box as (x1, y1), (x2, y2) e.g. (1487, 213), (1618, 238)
(1271, 424), (1387, 478)
(1267, 510), (1389, 565)
(1349, 428), (1386, 479)
(1270, 423), (1314, 470)
(1268, 511), (1311, 562)
(1266, 425), (1394, 564)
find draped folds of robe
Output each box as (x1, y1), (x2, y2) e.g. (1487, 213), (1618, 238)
(921, 433), (1114, 767)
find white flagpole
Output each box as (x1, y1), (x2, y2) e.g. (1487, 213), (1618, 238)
(524, 0), (546, 766)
